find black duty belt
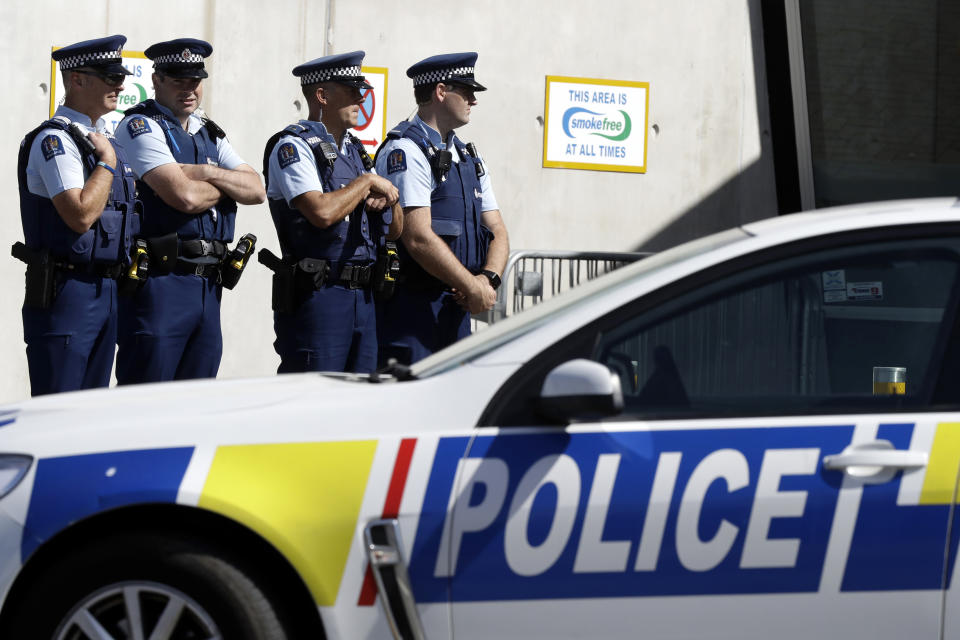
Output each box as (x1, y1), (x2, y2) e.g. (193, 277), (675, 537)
(179, 239), (227, 259)
(336, 263), (373, 289)
(172, 260), (220, 278)
(60, 262), (125, 279)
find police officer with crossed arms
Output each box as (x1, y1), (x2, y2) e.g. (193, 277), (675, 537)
(114, 38), (265, 384)
(375, 52), (509, 366)
(15, 35), (139, 396)
(263, 52), (402, 373)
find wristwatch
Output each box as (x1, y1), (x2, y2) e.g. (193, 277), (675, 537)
(481, 269), (501, 290)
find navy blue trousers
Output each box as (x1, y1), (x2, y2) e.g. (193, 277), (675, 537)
(274, 285), (378, 374)
(376, 286), (471, 366)
(116, 273), (222, 384)
(23, 274), (117, 396)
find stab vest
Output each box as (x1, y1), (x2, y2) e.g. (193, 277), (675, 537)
(377, 121), (490, 285)
(264, 123), (377, 265)
(18, 117), (139, 266)
(124, 100), (236, 243)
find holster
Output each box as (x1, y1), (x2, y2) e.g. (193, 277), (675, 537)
(258, 249), (295, 313)
(258, 249), (330, 314)
(296, 257), (329, 292)
(12, 242), (57, 310)
(118, 239), (149, 298)
(145, 232), (179, 275)
(373, 241), (400, 301)
(272, 269), (297, 314)
(220, 233), (257, 291)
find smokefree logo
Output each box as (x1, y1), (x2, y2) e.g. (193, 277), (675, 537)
(562, 107), (632, 141)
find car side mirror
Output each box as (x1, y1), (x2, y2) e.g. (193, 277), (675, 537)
(538, 359), (624, 423)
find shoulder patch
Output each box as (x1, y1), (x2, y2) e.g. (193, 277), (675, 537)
(126, 117), (152, 138)
(386, 149), (407, 175)
(277, 142), (301, 169)
(40, 134), (65, 161)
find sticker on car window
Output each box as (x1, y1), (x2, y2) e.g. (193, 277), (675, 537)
(823, 289), (847, 303)
(846, 281), (883, 301)
(821, 269), (846, 291)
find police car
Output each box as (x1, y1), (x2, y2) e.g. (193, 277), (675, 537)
(1, 198), (960, 639)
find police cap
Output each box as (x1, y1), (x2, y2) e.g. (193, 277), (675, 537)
(293, 51), (373, 90)
(406, 52), (487, 92)
(145, 38), (212, 79)
(52, 35), (132, 76)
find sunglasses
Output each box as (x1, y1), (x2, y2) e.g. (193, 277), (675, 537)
(73, 69), (126, 87)
(443, 83), (476, 98)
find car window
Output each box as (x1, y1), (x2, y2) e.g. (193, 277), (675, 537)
(412, 228), (749, 378)
(595, 238), (960, 417)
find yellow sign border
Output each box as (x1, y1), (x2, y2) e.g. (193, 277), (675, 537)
(360, 65), (389, 147)
(542, 75), (649, 174)
(49, 48), (149, 118)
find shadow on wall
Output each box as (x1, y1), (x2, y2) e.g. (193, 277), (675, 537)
(634, 0), (781, 253)
(636, 157), (777, 253)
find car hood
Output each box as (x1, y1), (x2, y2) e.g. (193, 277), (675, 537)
(0, 373), (437, 457)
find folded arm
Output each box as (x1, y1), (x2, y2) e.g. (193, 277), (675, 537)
(142, 163), (223, 214)
(292, 173), (398, 230)
(179, 163), (265, 205)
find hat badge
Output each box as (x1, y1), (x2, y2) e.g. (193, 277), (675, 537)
(181, 48), (192, 60)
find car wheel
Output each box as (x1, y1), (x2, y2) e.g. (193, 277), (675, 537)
(9, 533), (290, 640)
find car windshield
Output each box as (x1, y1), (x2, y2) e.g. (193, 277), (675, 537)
(411, 226), (750, 378)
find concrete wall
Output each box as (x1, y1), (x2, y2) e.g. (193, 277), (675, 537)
(0, 0), (777, 402)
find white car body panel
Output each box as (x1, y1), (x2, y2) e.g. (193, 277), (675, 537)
(1, 198), (959, 638)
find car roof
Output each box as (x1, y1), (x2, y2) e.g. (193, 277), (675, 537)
(415, 198), (960, 376)
(741, 197), (960, 239)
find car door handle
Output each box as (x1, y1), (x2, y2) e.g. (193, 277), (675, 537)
(823, 440), (928, 472)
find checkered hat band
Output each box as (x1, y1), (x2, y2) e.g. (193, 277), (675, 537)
(300, 65), (363, 85)
(412, 66), (475, 86)
(153, 52), (205, 64)
(58, 49), (123, 70)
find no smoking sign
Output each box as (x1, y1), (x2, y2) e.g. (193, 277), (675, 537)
(352, 66), (388, 154)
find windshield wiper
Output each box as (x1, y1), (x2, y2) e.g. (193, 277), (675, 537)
(370, 358), (417, 383)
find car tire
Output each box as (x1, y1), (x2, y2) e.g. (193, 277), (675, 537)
(8, 532), (290, 640)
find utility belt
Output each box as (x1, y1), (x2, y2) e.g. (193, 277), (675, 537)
(258, 249), (390, 313)
(171, 260), (222, 278)
(12, 231), (258, 309)
(64, 262), (126, 279)
(338, 263), (374, 288)
(11, 241), (125, 309)
(141, 232), (225, 271)
(135, 232), (257, 290)
(180, 238), (228, 260)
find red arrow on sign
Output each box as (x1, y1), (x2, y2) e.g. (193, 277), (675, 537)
(359, 139), (378, 146)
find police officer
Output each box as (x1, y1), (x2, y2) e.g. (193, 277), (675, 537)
(263, 51), (402, 373)
(15, 35), (138, 396)
(375, 52), (509, 365)
(114, 38), (265, 384)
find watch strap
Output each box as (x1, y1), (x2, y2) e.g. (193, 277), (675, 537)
(481, 269), (501, 290)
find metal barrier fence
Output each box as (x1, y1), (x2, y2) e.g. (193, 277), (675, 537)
(474, 250), (650, 327)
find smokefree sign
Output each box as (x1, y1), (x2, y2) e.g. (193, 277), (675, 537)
(543, 76), (648, 173)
